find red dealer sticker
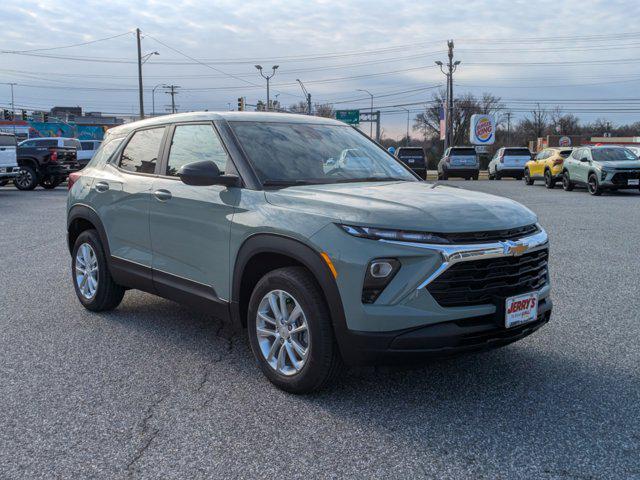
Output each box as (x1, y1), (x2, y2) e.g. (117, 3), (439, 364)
(505, 292), (539, 328)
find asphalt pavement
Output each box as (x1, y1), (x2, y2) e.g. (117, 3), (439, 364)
(0, 181), (639, 479)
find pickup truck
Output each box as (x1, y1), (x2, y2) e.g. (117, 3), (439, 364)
(0, 132), (19, 186)
(16, 137), (81, 190)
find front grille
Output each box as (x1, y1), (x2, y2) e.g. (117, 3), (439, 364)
(440, 223), (539, 244)
(612, 171), (640, 185)
(427, 249), (548, 307)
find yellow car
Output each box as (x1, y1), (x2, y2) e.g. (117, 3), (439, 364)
(524, 147), (573, 188)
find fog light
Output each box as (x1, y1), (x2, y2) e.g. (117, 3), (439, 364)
(362, 258), (400, 304)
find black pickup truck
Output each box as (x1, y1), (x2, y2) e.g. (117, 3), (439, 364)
(15, 137), (81, 190)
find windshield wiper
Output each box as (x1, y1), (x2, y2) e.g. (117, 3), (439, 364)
(332, 176), (411, 183)
(262, 179), (322, 187)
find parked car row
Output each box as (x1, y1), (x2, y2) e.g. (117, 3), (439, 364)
(526, 145), (640, 196)
(0, 133), (101, 190)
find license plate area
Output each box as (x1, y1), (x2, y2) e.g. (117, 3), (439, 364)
(505, 291), (539, 328)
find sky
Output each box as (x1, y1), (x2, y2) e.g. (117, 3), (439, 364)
(2, 0), (640, 138)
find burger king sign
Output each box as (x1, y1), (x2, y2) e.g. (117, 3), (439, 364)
(470, 114), (496, 145)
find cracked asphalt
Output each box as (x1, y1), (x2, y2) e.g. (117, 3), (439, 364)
(1, 181), (639, 479)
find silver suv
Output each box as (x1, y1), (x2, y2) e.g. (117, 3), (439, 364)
(67, 112), (551, 392)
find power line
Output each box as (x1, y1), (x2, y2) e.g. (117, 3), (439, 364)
(0, 31), (133, 54)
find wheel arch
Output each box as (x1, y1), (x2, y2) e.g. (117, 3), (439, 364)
(231, 233), (348, 347)
(67, 204), (111, 258)
(17, 157), (39, 172)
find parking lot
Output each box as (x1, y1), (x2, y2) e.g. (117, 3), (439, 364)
(1, 181), (639, 479)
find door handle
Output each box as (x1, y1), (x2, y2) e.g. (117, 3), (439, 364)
(95, 181), (109, 192)
(153, 189), (172, 201)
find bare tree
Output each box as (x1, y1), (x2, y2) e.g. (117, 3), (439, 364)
(314, 103), (334, 118)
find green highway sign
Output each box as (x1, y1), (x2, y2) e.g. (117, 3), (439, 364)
(335, 109), (360, 125)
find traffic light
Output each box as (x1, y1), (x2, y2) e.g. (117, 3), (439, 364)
(43, 112), (49, 122)
(2, 110), (9, 120)
(21, 110), (27, 121)
(237, 97), (245, 111)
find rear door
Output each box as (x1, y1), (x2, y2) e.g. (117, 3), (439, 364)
(150, 122), (238, 302)
(93, 126), (166, 278)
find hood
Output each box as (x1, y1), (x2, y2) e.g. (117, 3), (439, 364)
(595, 160), (640, 169)
(266, 181), (537, 233)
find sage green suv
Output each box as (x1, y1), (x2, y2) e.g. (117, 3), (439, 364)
(562, 146), (640, 195)
(67, 112), (552, 393)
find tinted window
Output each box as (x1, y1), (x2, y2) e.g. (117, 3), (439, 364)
(0, 136), (16, 147)
(591, 148), (637, 162)
(81, 141), (95, 150)
(230, 122), (415, 185)
(504, 148), (531, 156)
(119, 127), (164, 174)
(63, 139), (81, 149)
(450, 148), (476, 156)
(166, 124), (229, 176)
(35, 139), (59, 148)
(559, 149), (572, 158)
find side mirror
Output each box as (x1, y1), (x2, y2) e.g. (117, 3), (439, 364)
(177, 161), (240, 187)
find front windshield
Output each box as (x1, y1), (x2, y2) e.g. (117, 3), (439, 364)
(230, 121), (417, 185)
(592, 148), (638, 162)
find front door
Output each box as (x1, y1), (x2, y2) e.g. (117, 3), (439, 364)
(149, 123), (238, 302)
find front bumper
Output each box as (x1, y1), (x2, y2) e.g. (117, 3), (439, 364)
(342, 297), (552, 364)
(600, 170), (640, 189)
(0, 166), (19, 179)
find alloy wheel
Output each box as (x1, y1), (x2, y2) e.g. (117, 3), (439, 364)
(75, 243), (99, 299)
(15, 168), (33, 189)
(256, 289), (309, 376)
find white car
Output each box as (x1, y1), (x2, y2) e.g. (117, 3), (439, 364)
(0, 132), (19, 186)
(488, 147), (532, 180)
(77, 140), (102, 167)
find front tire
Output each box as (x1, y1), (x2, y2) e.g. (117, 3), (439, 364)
(39, 176), (63, 189)
(247, 267), (342, 393)
(72, 229), (125, 311)
(588, 173), (603, 196)
(14, 166), (38, 190)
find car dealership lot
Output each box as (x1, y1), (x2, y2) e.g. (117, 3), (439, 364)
(0, 183), (638, 479)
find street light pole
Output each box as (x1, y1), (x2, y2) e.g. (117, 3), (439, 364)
(357, 89), (374, 138)
(9, 83), (16, 134)
(400, 107), (410, 146)
(152, 83), (167, 117)
(136, 28), (144, 119)
(255, 65), (279, 112)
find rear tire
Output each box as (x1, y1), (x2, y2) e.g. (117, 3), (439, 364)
(247, 267), (342, 394)
(14, 165), (38, 190)
(0, 180), (8, 187)
(72, 229), (125, 311)
(562, 171), (574, 191)
(544, 169), (556, 189)
(588, 173), (603, 196)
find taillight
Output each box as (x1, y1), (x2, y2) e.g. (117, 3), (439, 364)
(499, 152), (505, 163)
(49, 149), (58, 163)
(68, 171), (81, 190)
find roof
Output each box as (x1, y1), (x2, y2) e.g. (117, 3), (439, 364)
(107, 111), (343, 136)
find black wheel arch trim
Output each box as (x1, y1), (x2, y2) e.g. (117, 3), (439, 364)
(231, 233), (352, 361)
(67, 204), (111, 257)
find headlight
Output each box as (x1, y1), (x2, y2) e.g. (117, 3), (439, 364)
(339, 224), (451, 244)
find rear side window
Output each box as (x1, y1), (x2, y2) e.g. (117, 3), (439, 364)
(119, 127), (165, 174)
(88, 137), (123, 168)
(80, 141), (95, 150)
(559, 150), (572, 158)
(64, 139), (81, 149)
(35, 139), (59, 148)
(166, 124), (229, 176)
(0, 136), (16, 147)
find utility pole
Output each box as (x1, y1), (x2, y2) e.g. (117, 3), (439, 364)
(505, 111), (513, 145)
(296, 79), (312, 115)
(255, 65), (278, 112)
(164, 85), (180, 114)
(136, 28), (144, 119)
(436, 40), (460, 151)
(8, 83), (16, 134)
(357, 89), (374, 138)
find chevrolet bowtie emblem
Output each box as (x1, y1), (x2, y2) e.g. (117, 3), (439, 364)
(503, 241), (528, 257)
